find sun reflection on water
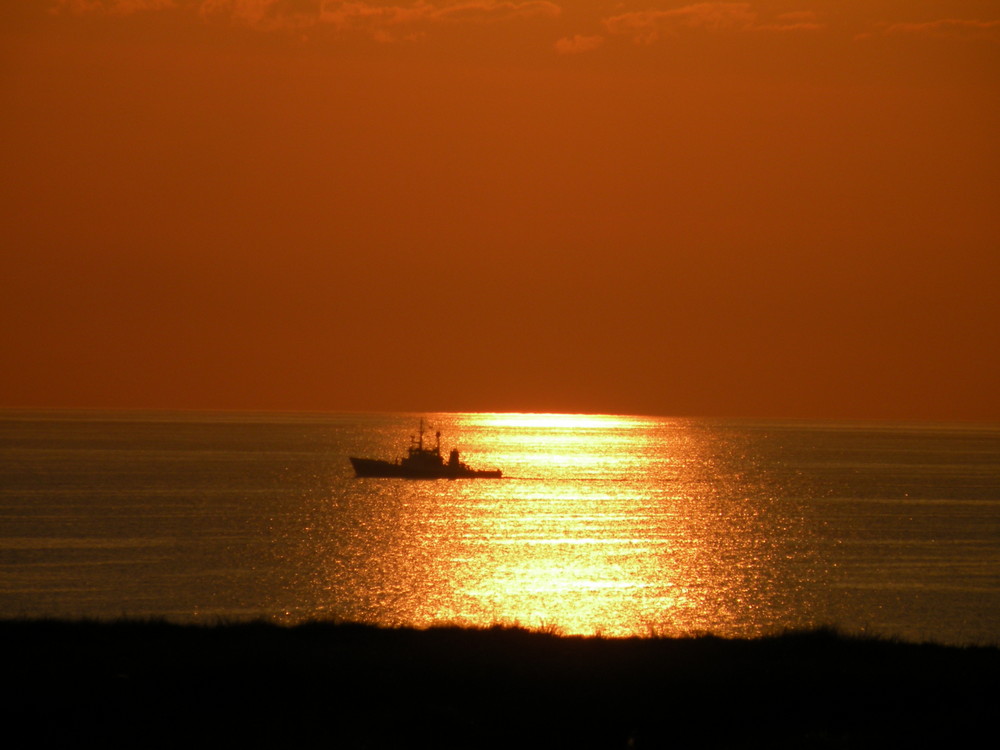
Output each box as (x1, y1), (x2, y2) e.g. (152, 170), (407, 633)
(474, 413), (644, 430)
(299, 414), (819, 637)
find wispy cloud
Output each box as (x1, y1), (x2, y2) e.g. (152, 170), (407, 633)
(554, 33), (603, 54)
(428, 1), (560, 24)
(879, 18), (1000, 40)
(46, 1), (1000, 53)
(53, 0), (177, 13)
(54, 0), (562, 36)
(196, 0), (560, 35)
(316, 0), (561, 41)
(603, 3), (822, 45)
(758, 10), (822, 33)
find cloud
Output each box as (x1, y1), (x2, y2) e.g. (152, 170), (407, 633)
(554, 33), (603, 54)
(314, 0), (561, 41)
(603, 3), (822, 44)
(757, 10), (822, 33)
(196, 0), (559, 35)
(54, 0), (561, 35)
(879, 18), (1000, 41)
(429, 1), (561, 24)
(198, 0), (330, 29)
(53, 0), (177, 13)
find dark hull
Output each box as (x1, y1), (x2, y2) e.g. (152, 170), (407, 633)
(350, 457), (501, 479)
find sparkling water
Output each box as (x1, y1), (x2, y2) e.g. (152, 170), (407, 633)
(2, 410), (998, 644)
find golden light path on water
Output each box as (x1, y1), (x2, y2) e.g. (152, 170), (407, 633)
(453, 414), (685, 635)
(297, 413), (820, 637)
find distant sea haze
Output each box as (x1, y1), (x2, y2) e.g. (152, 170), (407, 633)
(2, 411), (999, 646)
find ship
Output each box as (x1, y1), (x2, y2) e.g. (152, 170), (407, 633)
(349, 420), (502, 479)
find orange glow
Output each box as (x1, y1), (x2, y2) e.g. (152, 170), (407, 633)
(2, 2), (999, 420)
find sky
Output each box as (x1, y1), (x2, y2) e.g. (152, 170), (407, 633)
(2, 1), (998, 420)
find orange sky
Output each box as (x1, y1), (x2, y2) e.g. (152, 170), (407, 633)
(2, 1), (999, 420)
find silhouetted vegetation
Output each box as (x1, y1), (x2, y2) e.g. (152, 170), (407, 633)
(4, 619), (997, 748)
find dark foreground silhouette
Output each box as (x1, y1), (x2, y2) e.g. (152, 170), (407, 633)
(4, 619), (998, 748)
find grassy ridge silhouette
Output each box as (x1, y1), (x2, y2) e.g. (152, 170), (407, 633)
(4, 619), (998, 748)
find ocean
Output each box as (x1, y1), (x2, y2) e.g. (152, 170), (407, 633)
(2, 410), (999, 645)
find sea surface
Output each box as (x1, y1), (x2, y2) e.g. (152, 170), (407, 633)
(2, 410), (999, 645)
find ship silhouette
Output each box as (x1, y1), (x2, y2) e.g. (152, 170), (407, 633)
(350, 420), (502, 479)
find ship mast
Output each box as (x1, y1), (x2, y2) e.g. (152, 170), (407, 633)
(412, 419), (442, 456)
